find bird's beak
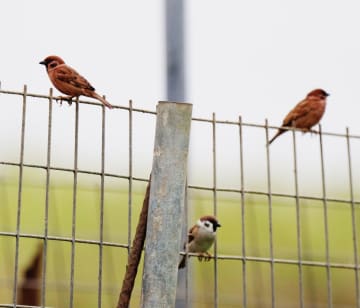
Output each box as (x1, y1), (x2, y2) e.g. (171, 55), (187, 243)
(39, 60), (46, 65)
(326, 92), (330, 97)
(217, 223), (221, 228)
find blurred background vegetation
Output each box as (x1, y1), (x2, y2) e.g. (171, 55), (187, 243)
(0, 167), (358, 307)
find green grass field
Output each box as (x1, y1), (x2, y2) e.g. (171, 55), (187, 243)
(0, 169), (359, 307)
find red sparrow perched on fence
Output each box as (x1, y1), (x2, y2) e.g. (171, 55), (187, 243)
(39, 55), (113, 109)
(179, 215), (221, 269)
(268, 89), (329, 145)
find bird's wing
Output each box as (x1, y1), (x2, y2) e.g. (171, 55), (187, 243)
(55, 65), (95, 91)
(187, 225), (198, 244)
(182, 225), (196, 249)
(282, 97), (317, 126)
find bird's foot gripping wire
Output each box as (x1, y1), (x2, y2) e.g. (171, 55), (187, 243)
(55, 96), (74, 106)
(197, 252), (212, 262)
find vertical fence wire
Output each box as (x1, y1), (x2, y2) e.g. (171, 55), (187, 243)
(184, 181), (190, 308)
(211, 113), (219, 308)
(346, 127), (360, 308)
(98, 104), (106, 308)
(292, 129), (304, 308)
(265, 119), (275, 308)
(238, 116), (247, 308)
(12, 85), (27, 306)
(41, 88), (53, 307)
(128, 100), (133, 255)
(69, 99), (80, 308)
(318, 125), (333, 307)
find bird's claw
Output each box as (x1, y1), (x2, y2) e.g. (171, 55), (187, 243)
(197, 252), (212, 262)
(55, 97), (62, 105)
(309, 129), (319, 134)
(55, 96), (73, 106)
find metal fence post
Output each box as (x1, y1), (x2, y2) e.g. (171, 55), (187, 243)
(141, 101), (192, 308)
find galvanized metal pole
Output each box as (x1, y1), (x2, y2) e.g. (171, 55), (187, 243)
(141, 101), (192, 308)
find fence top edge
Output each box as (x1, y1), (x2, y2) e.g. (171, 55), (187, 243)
(1, 87), (359, 139)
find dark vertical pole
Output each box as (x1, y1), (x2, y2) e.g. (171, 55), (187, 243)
(165, 0), (186, 102)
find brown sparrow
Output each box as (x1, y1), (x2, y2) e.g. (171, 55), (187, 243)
(178, 215), (221, 269)
(268, 89), (329, 144)
(39, 55), (113, 109)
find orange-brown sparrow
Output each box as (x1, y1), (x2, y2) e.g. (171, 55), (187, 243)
(268, 89), (329, 144)
(39, 55), (113, 109)
(178, 215), (221, 269)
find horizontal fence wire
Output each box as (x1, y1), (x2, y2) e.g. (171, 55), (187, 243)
(0, 86), (359, 308)
(0, 161), (358, 206)
(1, 88), (360, 139)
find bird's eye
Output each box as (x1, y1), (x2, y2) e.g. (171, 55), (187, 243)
(49, 62), (57, 68)
(204, 222), (210, 228)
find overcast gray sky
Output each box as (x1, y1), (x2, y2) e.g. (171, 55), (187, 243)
(0, 1), (359, 197)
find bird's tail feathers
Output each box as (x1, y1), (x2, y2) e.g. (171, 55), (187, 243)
(178, 255), (187, 269)
(93, 92), (114, 109)
(268, 129), (285, 145)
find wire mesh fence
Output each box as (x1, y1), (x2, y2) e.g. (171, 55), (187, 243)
(0, 86), (359, 307)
